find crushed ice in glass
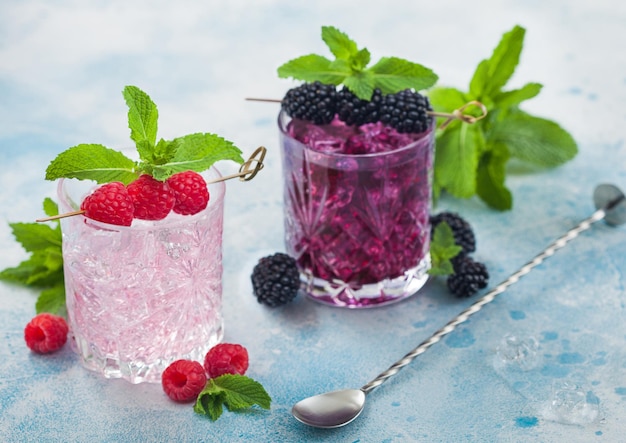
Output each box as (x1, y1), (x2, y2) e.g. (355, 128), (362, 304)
(282, 116), (433, 288)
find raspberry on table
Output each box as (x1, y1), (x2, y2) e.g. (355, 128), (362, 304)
(24, 313), (69, 354)
(379, 89), (433, 134)
(251, 252), (300, 307)
(430, 211), (477, 256)
(80, 181), (134, 226)
(336, 87), (383, 127)
(203, 343), (249, 379)
(447, 256), (489, 298)
(166, 171), (210, 215)
(161, 359), (207, 403)
(127, 174), (175, 220)
(282, 81), (338, 125)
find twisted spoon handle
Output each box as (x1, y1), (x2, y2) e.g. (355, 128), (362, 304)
(360, 207), (608, 394)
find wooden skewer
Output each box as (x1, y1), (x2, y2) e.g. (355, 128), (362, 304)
(36, 147), (268, 223)
(36, 210), (85, 223)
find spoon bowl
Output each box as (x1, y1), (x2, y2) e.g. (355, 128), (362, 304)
(292, 389), (366, 428)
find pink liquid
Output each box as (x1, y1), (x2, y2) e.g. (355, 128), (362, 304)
(58, 170), (224, 383)
(279, 114), (434, 307)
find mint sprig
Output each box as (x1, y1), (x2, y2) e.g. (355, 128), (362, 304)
(428, 222), (463, 276)
(193, 374), (272, 421)
(0, 198), (66, 316)
(278, 26), (438, 100)
(44, 144), (138, 184)
(428, 25), (578, 210)
(45, 85), (245, 184)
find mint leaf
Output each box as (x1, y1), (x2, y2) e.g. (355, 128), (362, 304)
(153, 138), (180, 164)
(428, 222), (463, 276)
(277, 54), (347, 85)
(428, 87), (468, 113)
(9, 222), (62, 252)
(476, 144), (513, 210)
(195, 389), (227, 421)
(1, 202), (66, 316)
(45, 144), (137, 184)
(0, 256), (40, 284)
(135, 139), (155, 165)
(493, 82), (542, 108)
(149, 133), (244, 181)
(468, 59), (490, 101)
(369, 57), (438, 94)
(434, 124), (484, 198)
(123, 85), (158, 149)
(214, 374), (271, 411)
(430, 25), (577, 210)
(491, 112), (578, 167)
(278, 26), (437, 98)
(43, 197), (59, 217)
(194, 374), (271, 421)
(36, 283), (66, 316)
(321, 26), (358, 60)
(469, 25), (525, 99)
(351, 48), (371, 71)
(25, 248), (63, 286)
(0, 254), (62, 288)
(343, 71), (376, 101)
(46, 86), (245, 186)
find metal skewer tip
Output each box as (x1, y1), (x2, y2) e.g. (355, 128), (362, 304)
(593, 183), (626, 226)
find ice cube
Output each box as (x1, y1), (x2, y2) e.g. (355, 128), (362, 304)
(542, 380), (600, 425)
(494, 334), (540, 371)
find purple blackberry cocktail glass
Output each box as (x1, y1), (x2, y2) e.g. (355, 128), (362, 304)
(279, 111), (435, 308)
(58, 167), (225, 383)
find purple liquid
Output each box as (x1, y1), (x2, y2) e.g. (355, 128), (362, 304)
(280, 114), (434, 305)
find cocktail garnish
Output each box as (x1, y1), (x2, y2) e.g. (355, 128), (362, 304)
(277, 26), (437, 100)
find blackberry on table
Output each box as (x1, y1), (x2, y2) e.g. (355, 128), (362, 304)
(447, 256), (489, 298)
(251, 252), (300, 307)
(281, 81), (338, 125)
(380, 89), (433, 134)
(430, 211), (476, 256)
(336, 87), (383, 126)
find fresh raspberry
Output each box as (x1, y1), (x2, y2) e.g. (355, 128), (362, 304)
(162, 359), (207, 403)
(127, 174), (175, 220)
(80, 182), (134, 226)
(203, 343), (249, 379)
(24, 313), (69, 354)
(166, 171), (210, 215)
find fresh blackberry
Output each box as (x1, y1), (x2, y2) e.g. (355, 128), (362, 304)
(430, 211), (476, 256)
(336, 87), (383, 126)
(281, 81), (338, 125)
(380, 89), (433, 134)
(447, 256), (489, 298)
(251, 252), (300, 307)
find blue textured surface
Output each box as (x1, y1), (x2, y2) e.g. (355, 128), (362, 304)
(1, 1), (626, 441)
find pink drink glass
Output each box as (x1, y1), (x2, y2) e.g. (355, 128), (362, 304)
(58, 168), (225, 383)
(279, 112), (435, 308)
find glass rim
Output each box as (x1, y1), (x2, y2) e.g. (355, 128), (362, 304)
(277, 109), (435, 160)
(57, 166), (226, 232)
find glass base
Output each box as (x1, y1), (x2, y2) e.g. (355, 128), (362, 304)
(299, 255), (430, 308)
(70, 325), (223, 384)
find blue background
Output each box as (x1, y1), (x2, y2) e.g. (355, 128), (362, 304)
(1, 1), (625, 441)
